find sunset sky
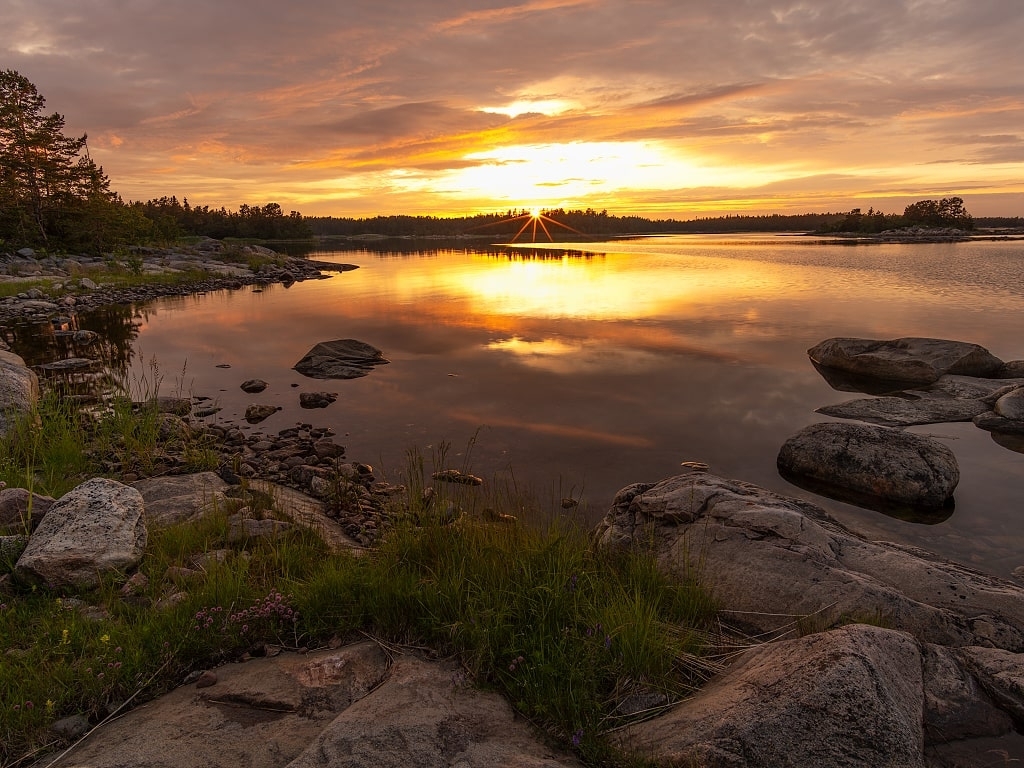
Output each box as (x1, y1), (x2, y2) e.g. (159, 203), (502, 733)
(2, 0), (1023, 218)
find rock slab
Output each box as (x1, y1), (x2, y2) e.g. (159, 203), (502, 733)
(594, 470), (1024, 649)
(131, 472), (230, 528)
(15, 478), (147, 589)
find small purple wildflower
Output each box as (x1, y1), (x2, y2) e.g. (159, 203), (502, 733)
(571, 728), (584, 747)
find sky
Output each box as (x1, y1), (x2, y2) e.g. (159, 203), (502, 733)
(2, 0), (1023, 219)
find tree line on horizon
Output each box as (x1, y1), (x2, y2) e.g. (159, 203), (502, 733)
(2, 69), (1019, 253)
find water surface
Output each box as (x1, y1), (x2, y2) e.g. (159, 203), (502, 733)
(17, 235), (1024, 575)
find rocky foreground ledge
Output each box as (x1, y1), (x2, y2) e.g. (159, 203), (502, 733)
(2, 465), (1022, 767)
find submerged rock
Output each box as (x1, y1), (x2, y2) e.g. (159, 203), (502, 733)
(777, 422), (959, 511)
(293, 339), (389, 380)
(816, 394), (989, 427)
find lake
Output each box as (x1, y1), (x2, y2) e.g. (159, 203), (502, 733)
(18, 234), (1024, 575)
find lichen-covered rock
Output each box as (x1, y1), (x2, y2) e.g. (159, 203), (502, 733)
(777, 421), (959, 510)
(15, 478), (146, 589)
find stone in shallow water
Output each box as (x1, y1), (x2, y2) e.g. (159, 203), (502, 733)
(293, 339), (389, 380)
(816, 394), (990, 426)
(777, 421), (959, 511)
(809, 337), (1005, 386)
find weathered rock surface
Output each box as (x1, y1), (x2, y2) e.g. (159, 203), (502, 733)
(0, 348), (39, 435)
(616, 625), (927, 768)
(131, 472), (229, 528)
(808, 337), (1005, 385)
(594, 469), (1024, 649)
(48, 643), (581, 768)
(53, 642), (393, 768)
(15, 478), (147, 589)
(0, 487), (55, 532)
(293, 339), (389, 380)
(816, 394), (990, 426)
(285, 654), (581, 768)
(777, 421), (959, 510)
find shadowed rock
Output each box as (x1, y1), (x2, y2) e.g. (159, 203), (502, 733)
(777, 422), (959, 510)
(0, 349), (39, 436)
(809, 337), (1005, 386)
(293, 339), (389, 380)
(816, 394), (990, 427)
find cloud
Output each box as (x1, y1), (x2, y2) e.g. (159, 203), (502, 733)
(1, 0), (1022, 215)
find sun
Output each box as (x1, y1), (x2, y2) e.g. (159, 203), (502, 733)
(529, 206), (542, 219)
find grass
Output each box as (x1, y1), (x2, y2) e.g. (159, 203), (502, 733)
(0, 393), (722, 768)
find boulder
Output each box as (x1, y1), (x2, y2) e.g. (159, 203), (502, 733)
(240, 378), (269, 393)
(615, 625), (926, 768)
(131, 472), (229, 528)
(808, 337), (1005, 386)
(15, 478), (147, 589)
(594, 470), (1024, 649)
(777, 421), (958, 511)
(816, 394), (989, 427)
(0, 349), (39, 435)
(994, 386), (1024, 420)
(293, 339), (389, 380)
(0, 487), (55, 532)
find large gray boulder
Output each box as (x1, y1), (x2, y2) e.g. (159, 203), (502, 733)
(777, 421), (959, 510)
(0, 349), (39, 435)
(615, 625), (927, 768)
(594, 469), (1024, 649)
(293, 339), (389, 380)
(809, 337), (1005, 386)
(994, 386), (1024, 420)
(131, 472), (229, 528)
(15, 478), (147, 589)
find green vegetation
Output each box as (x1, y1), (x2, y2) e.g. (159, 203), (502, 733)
(816, 197), (975, 234)
(1, 393), (720, 767)
(0, 70), (311, 254)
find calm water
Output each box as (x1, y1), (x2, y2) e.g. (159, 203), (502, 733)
(15, 235), (1024, 575)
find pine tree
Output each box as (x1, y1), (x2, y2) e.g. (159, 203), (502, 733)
(0, 69), (118, 250)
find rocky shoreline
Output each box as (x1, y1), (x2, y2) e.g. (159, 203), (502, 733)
(0, 238), (350, 325)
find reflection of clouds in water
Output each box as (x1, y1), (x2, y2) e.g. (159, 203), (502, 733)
(487, 335), (668, 375)
(445, 408), (654, 449)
